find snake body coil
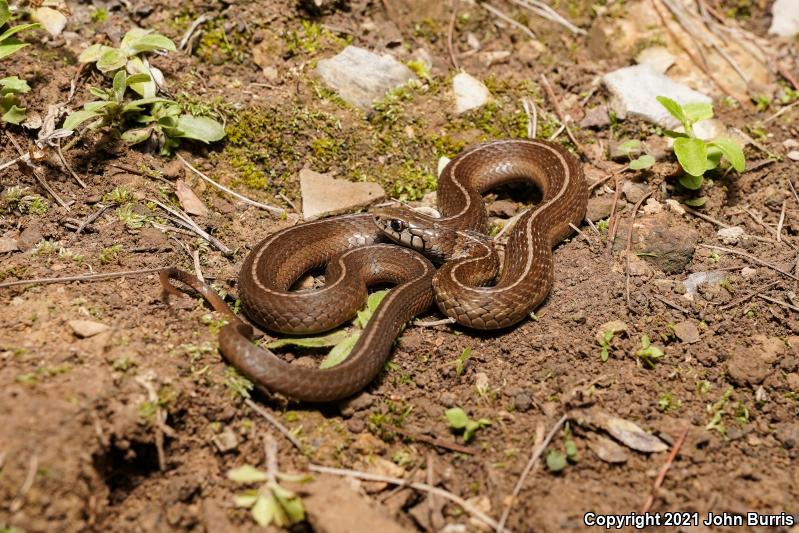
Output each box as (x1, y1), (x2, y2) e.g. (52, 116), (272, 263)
(164, 139), (586, 401)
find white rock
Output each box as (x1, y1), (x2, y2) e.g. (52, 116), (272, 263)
(665, 199), (685, 215)
(783, 139), (799, 149)
(300, 168), (385, 220)
(466, 32), (481, 50)
(315, 46), (416, 110)
(453, 72), (491, 114)
(787, 151), (799, 162)
(641, 198), (663, 215)
(769, 0), (799, 37)
(69, 320), (110, 338)
(602, 64), (712, 128)
(717, 226), (745, 245)
(692, 119), (728, 141)
(635, 46), (675, 73)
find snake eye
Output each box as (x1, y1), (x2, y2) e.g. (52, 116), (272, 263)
(390, 219), (404, 232)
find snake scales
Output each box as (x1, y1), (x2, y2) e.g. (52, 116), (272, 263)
(161, 139), (586, 402)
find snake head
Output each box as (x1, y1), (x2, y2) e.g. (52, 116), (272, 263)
(372, 206), (454, 263)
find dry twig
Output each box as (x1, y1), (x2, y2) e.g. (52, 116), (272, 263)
(640, 428), (688, 513)
(480, 2), (537, 41)
(0, 266), (167, 289)
(698, 244), (799, 281)
(245, 399), (303, 451)
(540, 74), (589, 160)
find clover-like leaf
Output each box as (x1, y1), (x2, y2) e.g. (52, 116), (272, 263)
(546, 449), (567, 472)
(445, 407), (470, 429)
(629, 154), (655, 170)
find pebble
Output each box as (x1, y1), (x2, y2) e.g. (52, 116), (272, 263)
(595, 320), (628, 343)
(672, 320), (700, 344)
(641, 199), (662, 215)
(664, 199), (685, 215)
(602, 64), (712, 128)
(513, 392), (533, 412)
(635, 46), (675, 73)
(300, 167), (385, 220)
(18, 224), (43, 252)
(621, 181), (647, 204)
(769, 0), (799, 37)
(617, 212), (698, 274)
(69, 319), (110, 338)
(585, 196), (617, 222)
(776, 423), (799, 449)
(717, 226), (745, 245)
(212, 428), (239, 453)
(588, 434), (629, 464)
(452, 72), (491, 114)
(786, 151), (799, 162)
(337, 391), (375, 417)
(315, 45), (416, 110)
(580, 104), (610, 129)
(162, 159), (184, 179)
(0, 233), (19, 253)
(488, 200), (517, 217)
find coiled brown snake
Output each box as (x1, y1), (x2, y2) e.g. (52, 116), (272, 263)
(161, 139), (586, 402)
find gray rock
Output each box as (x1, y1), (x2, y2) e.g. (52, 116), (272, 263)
(776, 423), (799, 449)
(602, 64), (712, 128)
(621, 181), (648, 204)
(212, 428), (239, 453)
(672, 320), (700, 344)
(717, 226), (745, 245)
(580, 104), (610, 129)
(69, 319), (110, 338)
(585, 196), (617, 222)
(615, 212), (698, 274)
(316, 45), (416, 110)
(300, 168), (385, 220)
(769, 0), (799, 37)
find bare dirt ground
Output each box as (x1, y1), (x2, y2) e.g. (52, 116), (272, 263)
(1, 0), (799, 532)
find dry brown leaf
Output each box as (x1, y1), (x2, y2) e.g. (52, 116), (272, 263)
(176, 180), (208, 217)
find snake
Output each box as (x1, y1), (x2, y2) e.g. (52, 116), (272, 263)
(161, 139), (586, 402)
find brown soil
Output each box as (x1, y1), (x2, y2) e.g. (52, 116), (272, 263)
(1, 1), (799, 532)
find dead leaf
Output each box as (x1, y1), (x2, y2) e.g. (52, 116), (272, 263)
(587, 433), (629, 463)
(592, 412), (668, 453)
(595, 320), (628, 343)
(176, 180), (208, 217)
(0, 235), (19, 253)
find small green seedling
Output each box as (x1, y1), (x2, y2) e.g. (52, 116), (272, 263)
(445, 407), (490, 443)
(455, 347), (472, 377)
(616, 139), (655, 170)
(79, 28), (176, 97)
(656, 96), (745, 204)
(597, 329), (615, 362)
(228, 464), (311, 528)
(635, 335), (664, 369)
(657, 392), (681, 413)
(0, 0), (40, 124)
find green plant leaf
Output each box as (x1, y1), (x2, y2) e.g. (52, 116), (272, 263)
(233, 489), (259, 508)
(682, 102), (713, 123)
(0, 76), (30, 93)
(0, 0), (10, 26)
(63, 109), (103, 130)
(1, 103), (26, 124)
(656, 96), (688, 129)
(251, 493), (277, 527)
(97, 48), (128, 73)
(709, 137), (745, 172)
(679, 174), (704, 190)
(546, 449), (567, 472)
(445, 407), (469, 429)
(673, 137), (708, 177)
(227, 465), (268, 484)
(683, 197), (707, 207)
(121, 126), (153, 145)
(78, 43), (113, 63)
(0, 22), (40, 44)
(319, 332), (360, 369)
(265, 329), (350, 349)
(130, 33), (176, 53)
(616, 139), (641, 156)
(121, 97), (173, 112)
(0, 39), (28, 60)
(663, 129), (689, 139)
(120, 28), (151, 51)
(126, 56), (157, 97)
(629, 154), (655, 170)
(125, 72), (152, 86)
(175, 115), (226, 143)
(111, 70), (127, 102)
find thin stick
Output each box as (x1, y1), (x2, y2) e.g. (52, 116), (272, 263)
(640, 427), (688, 513)
(626, 191), (654, 311)
(605, 174), (624, 256)
(777, 201), (787, 243)
(764, 100), (799, 124)
(540, 74), (589, 160)
(789, 180), (799, 206)
(522, 97), (537, 139)
(697, 244), (799, 281)
(0, 153), (30, 172)
(480, 2), (537, 41)
(148, 197), (233, 256)
(56, 138), (87, 188)
(178, 14), (209, 51)
(277, 191), (298, 213)
(652, 293), (689, 314)
(385, 424), (476, 454)
(9, 451), (38, 512)
(6, 131), (70, 211)
(308, 464), (503, 532)
(569, 222), (592, 246)
(176, 154), (285, 216)
(716, 280), (780, 311)
(447, 4), (459, 70)
(588, 163), (629, 191)
(759, 294), (799, 313)
(414, 317), (456, 327)
(245, 399), (303, 452)
(508, 0), (586, 35)
(682, 205), (731, 228)
(496, 414), (568, 532)
(0, 266), (167, 289)
(69, 204), (111, 241)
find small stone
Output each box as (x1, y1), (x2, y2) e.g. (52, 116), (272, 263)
(665, 199), (685, 216)
(580, 104), (611, 129)
(18, 224), (43, 252)
(717, 226), (745, 245)
(672, 320), (700, 343)
(784, 139), (799, 149)
(439, 391), (456, 407)
(741, 267), (757, 278)
(480, 50), (511, 67)
(316, 46), (416, 110)
(595, 320), (628, 343)
(361, 457), (406, 493)
(621, 181), (647, 204)
(727, 347), (769, 386)
(338, 392), (375, 417)
(616, 212), (699, 274)
(346, 417), (365, 433)
(635, 46), (675, 73)
(786, 151), (799, 162)
(69, 319), (110, 338)
(641, 199), (662, 215)
(452, 72), (491, 114)
(768, 0), (799, 37)
(300, 168), (385, 220)
(513, 392), (533, 412)
(351, 432), (387, 455)
(602, 64), (712, 127)
(0, 233), (19, 253)
(176, 180), (208, 217)
(162, 159), (184, 179)
(488, 200), (517, 217)
(212, 428), (239, 453)
(776, 423), (799, 449)
(585, 196), (617, 222)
